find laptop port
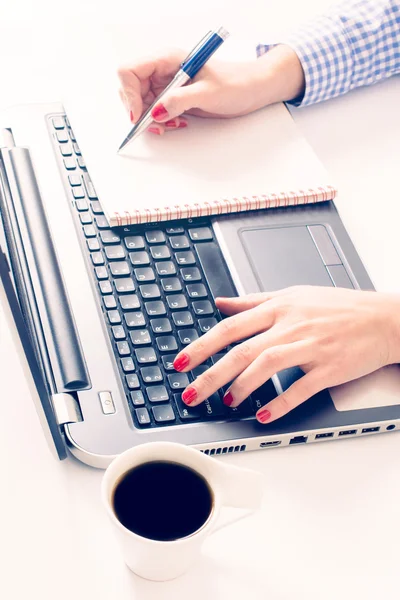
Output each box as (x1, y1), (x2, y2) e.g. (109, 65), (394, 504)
(386, 424), (396, 431)
(339, 429), (357, 436)
(315, 432), (334, 439)
(260, 440), (281, 447)
(289, 435), (308, 445)
(362, 426), (380, 434)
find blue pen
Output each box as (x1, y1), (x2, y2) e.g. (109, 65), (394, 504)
(117, 26), (230, 152)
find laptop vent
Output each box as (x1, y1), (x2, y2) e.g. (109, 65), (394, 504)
(200, 445), (246, 456)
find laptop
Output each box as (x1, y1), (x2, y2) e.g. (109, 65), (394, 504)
(1, 101), (400, 468)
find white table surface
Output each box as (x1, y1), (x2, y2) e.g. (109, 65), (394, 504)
(1, 1), (400, 598)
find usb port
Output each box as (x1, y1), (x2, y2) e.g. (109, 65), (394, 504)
(315, 432), (334, 439)
(339, 429), (357, 436)
(289, 435), (308, 445)
(362, 426), (380, 434)
(260, 440), (281, 447)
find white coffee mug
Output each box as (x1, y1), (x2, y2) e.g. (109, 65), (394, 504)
(101, 441), (264, 581)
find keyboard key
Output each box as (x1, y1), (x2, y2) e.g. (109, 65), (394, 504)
(112, 325), (126, 340)
(174, 393), (202, 420)
(135, 347), (157, 363)
(95, 216), (109, 230)
(135, 407), (151, 426)
(87, 238), (100, 252)
(52, 116), (65, 129)
(169, 235), (189, 249)
(161, 278), (182, 293)
(162, 354), (176, 371)
(103, 296), (117, 309)
(191, 365), (209, 379)
(110, 261), (130, 277)
(125, 236), (145, 250)
(150, 318), (171, 334)
(90, 201), (103, 215)
(99, 280), (112, 295)
(100, 230), (120, 244)
(95, 266), (108, 280)
(150, 245), (170, 260)
(91, 252), (105, 266)
(77, 156), (86, 169)
(141, 366), (163, 383)
(117, 341), (130, 356)
(124, 311), (146, 328)
(155, 261), (176, 276)
(126, 374), (140, 389)
(121, 357), (135, 372)
(204, 392), (224, 418)
(145, 230), (165, 244)
(152, 404), (175, 423)
(172, 311), (193, 327)
(134, 267), (155, 282)
(189, 227), (213, 241)
(114, 278), (135, 294)
(178, 329), (199, 345)
(168, 373), (190, 390)
(69, 128), (77, 142)
(63, 157), (76, 170)
(108, 310), (122, 324)
(130, 329), (151, 345)
(180, 267), (201, 282)
(147, 385), (169, 403)
(74, 187), (86, 201)
(145, 301), (166, 316)
(129, 251), (150, 266)
(186, 283), (207, 299)
(175, 251), (195, 265)
(119, 294), (140, 310)
(105, 245), (125, 260)
(73, 142), (81, 155)
(82, 173), (97, 199)
(79, 213), (92, 226)
(198, 317), (218, 333)
(140, 284), (160, 299)
(195, 242), (237, 302)
(166, 227), (184, 234)
(192, 300), (213, 316)
(156, 336), (178, 352)
(130, 391), (145, 407)
(83, 224), (96, 237)
(76, 199), (89, 212)
(56, 130), (69, 143)
(167, 294), (187, 310)
(68, 174), (81, 186)
(60, 142), (73, 156)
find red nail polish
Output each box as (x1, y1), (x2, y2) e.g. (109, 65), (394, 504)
(165, 120), (177, 128)
(151, 103), (168, 120)
(129, 110), (134, 123)
(257, 409), (271, 423)
(178, 121), (187, 128)
(182, 387), (197, 405)
(173, 353), (190, 372)
(223, 391), (234, 407)
(148, 127), (161, 135)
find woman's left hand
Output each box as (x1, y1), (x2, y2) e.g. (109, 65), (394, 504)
(173, 286), (400, 424)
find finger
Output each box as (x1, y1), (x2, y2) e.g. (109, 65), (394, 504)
(151, 81), (210, 122)
(256, 370), (324, 424)
(216, 293), (275, 316)
(118, 58), (157, 121)
(164, 116), (188, 131)
(223, 341), (312, 408)
(173, 301), (276, 372)
(147, 124), (165, 135)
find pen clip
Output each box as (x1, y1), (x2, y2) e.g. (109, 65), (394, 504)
(180, 30), (213, 68)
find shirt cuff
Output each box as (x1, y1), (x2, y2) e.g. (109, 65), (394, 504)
(257, 14), (354, 107)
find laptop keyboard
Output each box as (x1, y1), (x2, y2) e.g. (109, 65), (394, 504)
(50, 114), (258, 429)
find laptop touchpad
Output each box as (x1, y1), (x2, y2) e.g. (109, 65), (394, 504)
(240, 226), (334, 290)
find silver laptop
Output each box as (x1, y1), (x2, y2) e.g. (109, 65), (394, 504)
(1, 102), (400, 468)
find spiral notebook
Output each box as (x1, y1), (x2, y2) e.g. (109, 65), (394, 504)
(65, 94), (337, 227)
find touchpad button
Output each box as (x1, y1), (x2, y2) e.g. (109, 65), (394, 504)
(240, 226), (334, 291)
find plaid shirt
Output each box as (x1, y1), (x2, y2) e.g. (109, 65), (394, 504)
(257, 0), (400, 106)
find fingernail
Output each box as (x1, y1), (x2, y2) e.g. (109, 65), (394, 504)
(223, 391), (234, 407)
(173, 353), (190, 372)
(182, 387), (197, 405)
(165, 120), (177, 129)
(178, 121), (187, 128)
(151, 103), (168, 120)
(129, 110), (134, 123)
(257, 409), (271, 423)
(148, 127), (161, 135)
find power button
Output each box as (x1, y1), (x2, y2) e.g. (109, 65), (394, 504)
(99, 391), (116, 415)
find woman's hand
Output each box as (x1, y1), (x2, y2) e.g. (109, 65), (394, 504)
(117, 45), (304, 135)
(173, 287), (400, 423)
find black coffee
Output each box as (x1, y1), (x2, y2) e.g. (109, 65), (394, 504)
(113, 461), (213, 541)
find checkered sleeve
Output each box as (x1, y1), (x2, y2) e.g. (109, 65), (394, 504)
(257, 0), (400, 106)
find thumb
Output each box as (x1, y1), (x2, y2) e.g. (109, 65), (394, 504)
(151, 82), (208, 122)
(216, 293), (273, 316)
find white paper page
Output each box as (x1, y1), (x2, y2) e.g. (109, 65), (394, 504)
(65, 85), (333, 224)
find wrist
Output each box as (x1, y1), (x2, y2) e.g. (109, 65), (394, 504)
(384, 294), (400, 365)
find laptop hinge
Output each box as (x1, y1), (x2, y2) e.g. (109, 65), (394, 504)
(52, 392), (82, 425)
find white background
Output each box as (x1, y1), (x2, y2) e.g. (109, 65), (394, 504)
(0, 1), (400, 598)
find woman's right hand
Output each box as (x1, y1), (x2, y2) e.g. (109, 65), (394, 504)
(117, 45), (305, 135)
